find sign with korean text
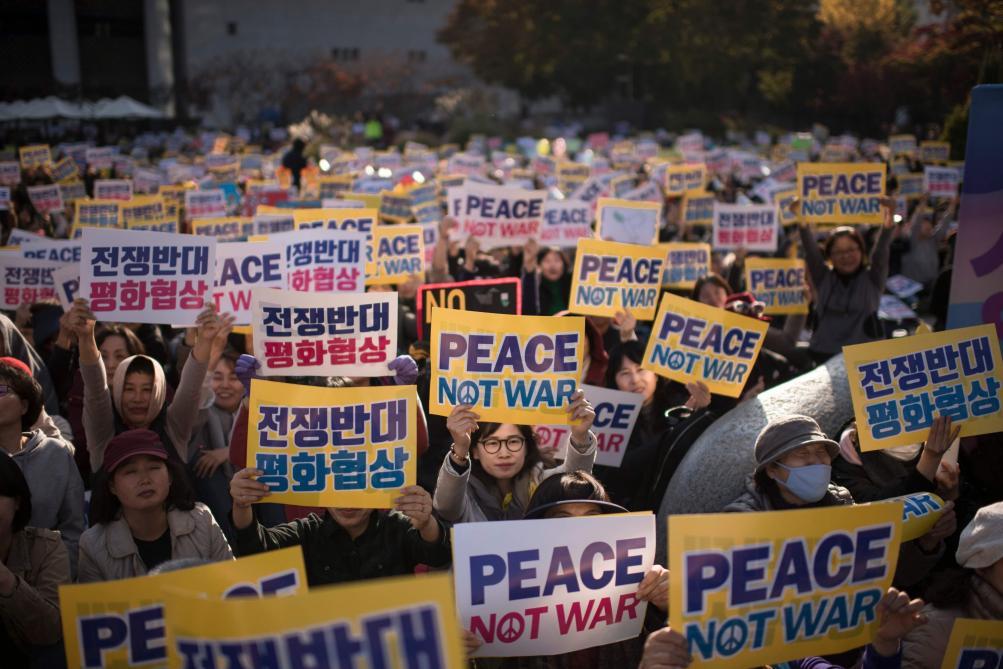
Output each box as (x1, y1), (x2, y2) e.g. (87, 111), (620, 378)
(643, 292), (768, 397)
(683, 192), (715, 226)
(79, 228), (216, 325)
(669, 504), (902, 669)
(0, 254), (61, 308)
(797, 163), (886, 225)
(0, 161), (20, 186)
(128, 217), (179, 234)
(447, 182), (547, 250)
(940, 619), (1003, 669)
(844, 324), (1003, 451)
(660, 242), (711, 289)
(211, 240), (286, 324)
(367, 224), (424, 285)
(19, 144), (51, 168)
(595, 198), (661, 246)
(184, 188), (227, 219)
(416, 277), (520, 339)
(429, 308), (585, 424)
(74, 199), (122, 231)
(120, 195), (165, 224)
(164, 573), (465, 669)
(252, 289), (396, 377)
(570, 238), (664, 320)
(94, 179), (134, 201)
(455, 514), (655, 657)
(26, 184), (64, 215)
(247, 380), (416, 507)
(273, 228), (366, 293)
(52, 156), (79, 183)
(59, 548), (306, 669)
(712, 203), (778, 252)
(664, 164), (707, 196)
(924, 166), (961, 198)
(744, 258), (808, 315)
(888, 134), (917, 158)
(378, 190), (413, 223)
(897, 173), (925, 200)
(85, 146), (115, 169)
(535, 384), (643, 468)
(541, 199), (593, 247)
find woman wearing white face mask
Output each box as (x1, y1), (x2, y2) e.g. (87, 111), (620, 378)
(724, 415), (848, 512)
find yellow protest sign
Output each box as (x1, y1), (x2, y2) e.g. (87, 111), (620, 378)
(844, 324), (1003, 451)
(19, 144), (51, 168)
(429, 307), (585, 424)
(164, 573), (466, 669)
(920, 140), (951, 164)
(659, 242), (711, 289)
(73, 199), (122, 231)
(379, 190), (414, 223)
(682, 191), (715, 226)
(878, 491), (947, 542)
(775, 188), (798, 225)
(348, 191), (383, 209)
(669, 504), (903, 669)
(367, 223), (424, 285)
(797, 163), (886, 226)
(59, 548), (306, 669)
(191, 216), (254, 241)
(595, 198), (661, 246)
(642, 292), (768, 397)
(569, 238), (664, 320)
(940, 618), (1003, 669)
(120, 194), (166, 224)
(247, 380), (417, 507)
(664, 163), (707, 196)
(744, 257), (808, 315)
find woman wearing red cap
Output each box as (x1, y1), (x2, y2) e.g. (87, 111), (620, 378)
(77, 429), (232, 582)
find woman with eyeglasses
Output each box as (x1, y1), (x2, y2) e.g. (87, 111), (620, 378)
(795, 196), (896, 364)
(433, 389), (597, 523)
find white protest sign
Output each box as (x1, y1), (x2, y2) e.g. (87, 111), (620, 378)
(541, 200), (593, 248)
(184, 188), (227, 219)
(0, 162), (20, 186)
(7, 229), (40, 246)
(211, 240), (287, 324)
(447, 182), (547, 251)
(93, 179), (133, 201)
(268, 228), (367, 293)
(596, 198), (661, 246)
(447, 152), (486, 176)
(536, 384), (643, 468)
(712, 202), (778, 252)
(878, 294), (917, 321)
(79, 228), (216, 325)
(0, 254), (62, 308)
(20, 239), (81, 265)
(26, 184), (64, 215)
(251, 288), (397, 377)
(454, 514), (656, 657)
(51, 264), (79, 311)
(885, 274), (924, 299)
(923, 166), (960, 198)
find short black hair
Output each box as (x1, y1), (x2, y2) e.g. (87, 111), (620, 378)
(469, 423), (540, 484)
(526, 471), (610, 517)
(0, 453), (32, 533)
(95, 324), (146, 356)
(89, 455), (195, 525)
(690, 273), (732, 301)
(0, 360), (43, 431)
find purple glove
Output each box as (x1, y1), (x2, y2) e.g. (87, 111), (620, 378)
(387, 354), (418, 385)
(235, 354), (260, 397)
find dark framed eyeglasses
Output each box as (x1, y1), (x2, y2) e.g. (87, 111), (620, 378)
(478, 435), (526, 454)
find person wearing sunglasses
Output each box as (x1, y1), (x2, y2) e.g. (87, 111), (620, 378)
(434, 389), (597, 523)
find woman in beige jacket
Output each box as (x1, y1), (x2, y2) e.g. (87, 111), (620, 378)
(78, 430), (232, 582)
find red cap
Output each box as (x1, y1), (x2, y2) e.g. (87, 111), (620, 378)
(0, 357), (32, 377)
(103, 429), (168, 473)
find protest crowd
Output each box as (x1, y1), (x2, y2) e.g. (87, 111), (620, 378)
(0, 117), (1000, 669)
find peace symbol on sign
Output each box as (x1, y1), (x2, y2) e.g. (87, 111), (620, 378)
(716, 618), (747, 656)
(496, 612), (524, 644)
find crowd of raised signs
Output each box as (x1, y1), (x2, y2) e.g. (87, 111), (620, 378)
(0, 125), (1000, 669)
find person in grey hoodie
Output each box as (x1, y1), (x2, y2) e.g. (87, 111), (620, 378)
(797, 196), (895, 363)
(0, 358), (84, 577)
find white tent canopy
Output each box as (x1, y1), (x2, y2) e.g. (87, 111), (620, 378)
(0, 96), (167, 121)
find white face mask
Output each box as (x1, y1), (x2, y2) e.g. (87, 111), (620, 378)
(883, 443), (923, 461)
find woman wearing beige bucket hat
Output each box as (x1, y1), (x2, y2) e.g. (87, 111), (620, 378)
(901, 501), (1003, 668)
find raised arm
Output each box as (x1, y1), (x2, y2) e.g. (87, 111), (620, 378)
(71, 300), (116, 470)
(867, 197), (896, 290)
